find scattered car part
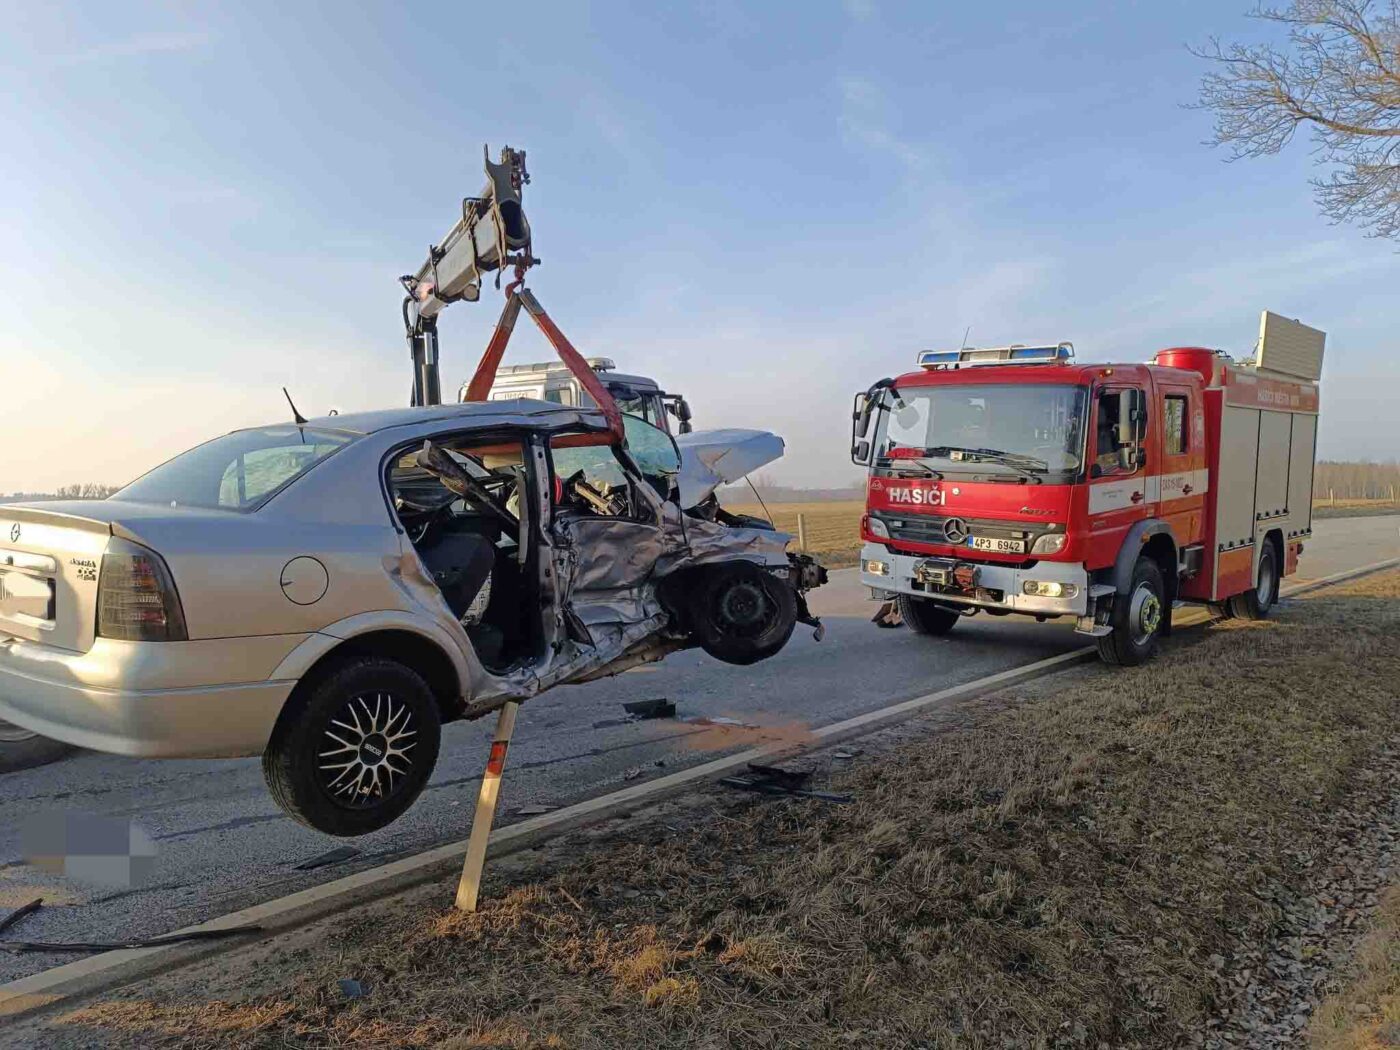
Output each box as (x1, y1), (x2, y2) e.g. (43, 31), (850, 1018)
(0, 898), (43, 937)
(293, 846), (362, 871)
(718, 774), (851, 804)
(1, 924), (262, 954)
(622, 698), (676, 720)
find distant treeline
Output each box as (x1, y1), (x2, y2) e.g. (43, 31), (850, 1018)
(1314, 461), (1400, 501)
(1, 483), (119, 502)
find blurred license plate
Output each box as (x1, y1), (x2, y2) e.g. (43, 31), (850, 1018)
(968, 536), (1026, 554)
(0, 570), (54, 620)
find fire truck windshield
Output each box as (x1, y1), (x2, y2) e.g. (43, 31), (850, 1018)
(875, 383), (1088, 478)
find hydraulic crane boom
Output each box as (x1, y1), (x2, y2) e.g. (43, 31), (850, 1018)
(401, 145), (535, 406)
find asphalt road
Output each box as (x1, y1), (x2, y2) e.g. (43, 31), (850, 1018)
(0, 516), (1395, 982)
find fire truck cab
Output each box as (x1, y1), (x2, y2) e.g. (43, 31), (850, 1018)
(851, 313), (1324, 665)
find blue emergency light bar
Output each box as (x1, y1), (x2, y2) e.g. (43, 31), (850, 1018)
(917, 342), (1074, 370)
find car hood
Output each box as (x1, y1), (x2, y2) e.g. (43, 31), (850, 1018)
(675, 428), (785, 509)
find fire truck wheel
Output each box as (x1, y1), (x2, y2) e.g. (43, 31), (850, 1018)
(1226, 543), (1279, 621)
(897, 594), (960, 636)
(1097, 558), (1165, 666)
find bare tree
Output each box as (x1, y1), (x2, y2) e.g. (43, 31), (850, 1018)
(1193, 1), (1400, 238)
(54, 483), (119, 500)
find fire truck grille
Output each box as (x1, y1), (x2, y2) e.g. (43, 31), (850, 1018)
(872, 511), (1043, 550)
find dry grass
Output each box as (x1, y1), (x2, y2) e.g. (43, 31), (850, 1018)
(1310, 885), (1400, 1048)
(725, 500), (863, 566)
(1313, 499), (1400, 520)
(50, 572), (1400, 1049)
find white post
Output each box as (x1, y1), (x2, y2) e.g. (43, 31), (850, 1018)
(455, 701), (520, 912)
(797, 513), (808, 551)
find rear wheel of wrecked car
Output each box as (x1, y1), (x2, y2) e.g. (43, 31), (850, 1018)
(691, 563), (797, 666)
(896, 594), (960, 636)
(0, 720), (72, 774)
(263, 657), (441, 837)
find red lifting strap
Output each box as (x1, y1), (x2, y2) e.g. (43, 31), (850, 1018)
(461, 288), (625, 442)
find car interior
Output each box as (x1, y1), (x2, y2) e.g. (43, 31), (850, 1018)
(387, 434), (541, 672)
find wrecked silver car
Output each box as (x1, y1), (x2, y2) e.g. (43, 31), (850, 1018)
(0, 400), (824, 835)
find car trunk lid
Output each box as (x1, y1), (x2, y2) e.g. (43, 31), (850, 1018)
(0, 505), (113, 652)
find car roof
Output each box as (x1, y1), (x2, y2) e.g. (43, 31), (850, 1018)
(302, 398), (610, 436)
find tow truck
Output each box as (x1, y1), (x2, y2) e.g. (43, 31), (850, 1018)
(851, 313), (1325, 665)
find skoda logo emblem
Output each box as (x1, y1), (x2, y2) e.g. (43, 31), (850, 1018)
(8, 524), (18, 544)
(942, 517), (968, 544)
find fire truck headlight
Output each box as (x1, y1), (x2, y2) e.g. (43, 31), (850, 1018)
(1023, 580), (1078, 599)
(1030, 533), (1067, 555)
(864, 559), (890, 577)
(866, 516), (890, 539)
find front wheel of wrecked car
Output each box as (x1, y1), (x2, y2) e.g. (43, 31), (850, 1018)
(262, 658), (441, 837)
(691, 563), (798, 666)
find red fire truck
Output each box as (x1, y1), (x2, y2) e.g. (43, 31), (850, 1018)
(851, 311), (1325, 665)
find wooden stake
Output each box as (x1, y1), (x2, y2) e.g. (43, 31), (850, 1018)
(455, 702), (520, 912)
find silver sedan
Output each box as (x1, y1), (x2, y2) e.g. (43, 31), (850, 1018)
(0, 401), (824, 835)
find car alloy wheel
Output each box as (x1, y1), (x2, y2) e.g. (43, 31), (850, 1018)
(318, 692), (418, 808)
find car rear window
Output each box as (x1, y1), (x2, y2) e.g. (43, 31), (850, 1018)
(115, 426), (355, 511)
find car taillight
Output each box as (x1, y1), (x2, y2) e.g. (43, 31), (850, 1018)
(97, 539), (188, 642)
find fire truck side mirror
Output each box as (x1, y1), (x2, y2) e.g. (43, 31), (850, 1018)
(852, 438), (872, 465)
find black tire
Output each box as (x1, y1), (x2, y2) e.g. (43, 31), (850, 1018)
(691, 563), (798, 666)
(0, 722), (73, 774)
(1096, 558), (1166, 667)
(1226, 543), (1279, 621)
(897, 594), (960, 636)
(262, 657), (441, 837)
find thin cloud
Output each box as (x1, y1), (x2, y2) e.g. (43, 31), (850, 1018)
(49, 31), (212, 68)
(843, 0), (876, 21)
(837, 75), (927, 170)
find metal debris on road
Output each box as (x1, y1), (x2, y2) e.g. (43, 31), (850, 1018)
(0, 898), (43, 937)
(0, 923), (263, 954)
(294, 846), (362, 871)
(746, 760), (814, 788)
(622, 698), (676, 720)
(832, 748), (863, 760)
(719, 774), (852, 804)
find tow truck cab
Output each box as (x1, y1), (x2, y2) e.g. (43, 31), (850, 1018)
(853, 317), (1323, 665)
(470, 358), (694, 437)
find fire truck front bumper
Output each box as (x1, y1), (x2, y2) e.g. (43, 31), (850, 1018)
(859, 544), (1091, 617)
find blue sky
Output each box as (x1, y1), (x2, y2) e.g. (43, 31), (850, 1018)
(2, 0), (1395, 493)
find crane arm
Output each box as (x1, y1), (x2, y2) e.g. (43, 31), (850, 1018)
(402, 145), (534, 406)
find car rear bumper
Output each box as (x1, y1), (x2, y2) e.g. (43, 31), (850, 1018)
(859, 544), (1091, 617)
(0, 634), (304, 758)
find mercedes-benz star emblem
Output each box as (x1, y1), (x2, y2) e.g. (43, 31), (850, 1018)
(942, 517), (968, 544)
(8, 524), (19, 544)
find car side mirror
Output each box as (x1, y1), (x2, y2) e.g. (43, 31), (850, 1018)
(679, 419), (693, 435)
(1118, 445), (1136, 471)
(852, 438), (871, 465)
(675, 398), (693, 423)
